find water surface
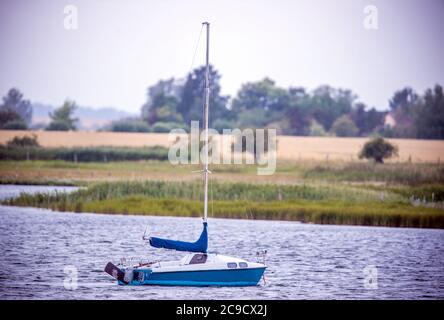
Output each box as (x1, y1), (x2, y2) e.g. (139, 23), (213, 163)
(0, 185), (443, 299)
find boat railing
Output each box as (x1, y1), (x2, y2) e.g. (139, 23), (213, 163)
(118, 257), (157, 268)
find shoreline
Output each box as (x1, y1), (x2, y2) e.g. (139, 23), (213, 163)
(4, 196), (444, 229)
(2, 202), (444, 230)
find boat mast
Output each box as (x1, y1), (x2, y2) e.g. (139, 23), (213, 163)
(203, 22), (210, 223)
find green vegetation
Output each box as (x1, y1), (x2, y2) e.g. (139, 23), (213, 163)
(0, 146), (168, 162)
(138, 69), (443, 139)
(1, 159), (443, 229)
(1, 79), (443, 139)
(3, 180), (444, 229)
(152, 121), (188, 133)
(106, 118), (151, 133)
(359, 137), (398, 163)
(5, 134), (40, 148)
(369, 184), (444, 202)
(0, 88), (31, 129)
(6, 180), (405, 203)
(78, 198), (441, 229)
(331, 115), (359, 137)
(2, 79), (443, 139)
(0, 178), (79, 186)
(0, 135), (168, 162)
(1, 159), (444, 185)
(46, 100), (78, 131)
(386, 86), (444, 139)
(302, 162), (444, 185)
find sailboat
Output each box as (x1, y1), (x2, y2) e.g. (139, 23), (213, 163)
(104, 22), (266, 286)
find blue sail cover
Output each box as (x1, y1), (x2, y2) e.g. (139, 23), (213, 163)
(149, 222), (208, 253)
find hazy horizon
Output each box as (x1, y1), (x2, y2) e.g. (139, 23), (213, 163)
(1, 0), (443, 113)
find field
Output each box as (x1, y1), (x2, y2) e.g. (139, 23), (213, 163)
(1, 131), (444, 228)
(2, 130), (444, 162)
(1, 159), (444, 228)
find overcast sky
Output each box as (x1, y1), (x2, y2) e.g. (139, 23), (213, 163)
(0, 0), (443, 113)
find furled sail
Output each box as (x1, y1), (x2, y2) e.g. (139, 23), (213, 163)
(149, 222), (208, 253)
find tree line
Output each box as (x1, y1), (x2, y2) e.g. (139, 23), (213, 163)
(135, 65), (444, 139)
(0, 88), (78, 132)
(1, 65), (443, 139)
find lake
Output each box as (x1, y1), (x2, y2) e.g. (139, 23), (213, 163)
(0, 185), (443, 299)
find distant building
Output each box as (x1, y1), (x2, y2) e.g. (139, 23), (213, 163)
(384, 113), (396, 128)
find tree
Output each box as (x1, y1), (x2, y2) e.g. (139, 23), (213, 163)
(389, 87), (418, 111)
(1, 119), (28, 130)
(0, 109), (26, 129)
(212, 118), (236, 133)
(0, 88), (32, 128)
(285, 87), (312, 135)
(177, 65), (230, 128)
(359, 137), (398, 163)
(350, 103), (385, 136)
(309, 120), (327, 136)
(46, 100), (78, 131)
(141, 78), (182, 125)
(108, 118), (150, 133)
(385, 85), (444, 139)
(388, 87), (419, 138)
(232, 78), (291, 129)
(331, 115), (359, 137)
(310, 86), (356, 131)
(152, 121), (187, 133)
(413, 84), (444, 139)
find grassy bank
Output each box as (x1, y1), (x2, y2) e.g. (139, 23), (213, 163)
(1, 159), (444, 186)
(3, 180), (444, 229)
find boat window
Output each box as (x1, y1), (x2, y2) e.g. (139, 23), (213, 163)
(189, 254), (207, 264)
(227, 262), (237, 269)
(239, 262), (248, 268)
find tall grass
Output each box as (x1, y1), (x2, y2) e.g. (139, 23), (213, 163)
(366, 184), (444, 202)
(4, 180), (443, 228)
(2, 157), (444, 228)
(0, 178), (79, 186)
(0, 146), (169, 162)
(303, 162), (444, 185)
(4, 180), (404, 204)
(2, 159), (444, 187)
(5, 194), (443, 229)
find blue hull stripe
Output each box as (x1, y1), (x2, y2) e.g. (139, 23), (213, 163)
(120, 267), (266, 287)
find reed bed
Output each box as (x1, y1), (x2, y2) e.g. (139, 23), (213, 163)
(5, 194), (443, 229)
(0, 146), (169, 162)
(302, 162), (444, 185)
(4, 180), (443, 229)
(4, 180), (405, 204)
